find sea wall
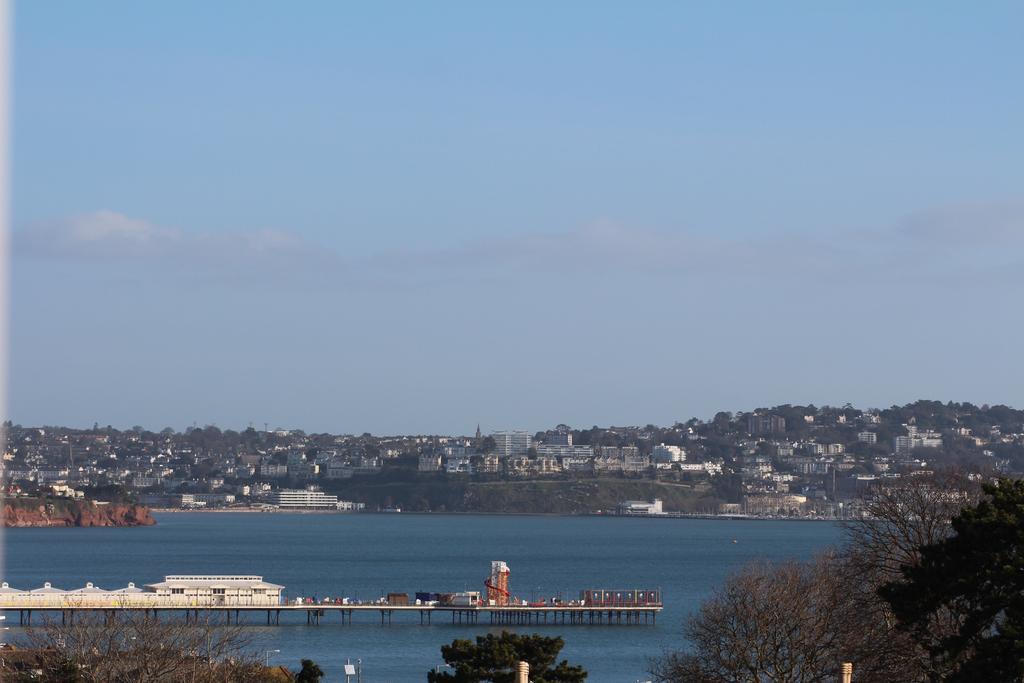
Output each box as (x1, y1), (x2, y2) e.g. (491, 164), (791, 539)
(3, 499), (156, 527)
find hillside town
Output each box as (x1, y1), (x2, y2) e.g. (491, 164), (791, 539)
(2, 400), (1021, 517)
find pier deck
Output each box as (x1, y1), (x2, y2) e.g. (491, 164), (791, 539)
(2, 603), (660, 627)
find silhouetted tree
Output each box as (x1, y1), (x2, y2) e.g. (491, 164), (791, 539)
(295, 659), (325, 682)
(650, 554), (916, 682)
(880, 479), (1024, 682)
(428, 632), (586, 683)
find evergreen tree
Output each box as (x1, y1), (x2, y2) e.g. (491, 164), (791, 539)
(428, 632), (586, 683)
(880, 479), (1024, 681)
(295, 659), (324, 683)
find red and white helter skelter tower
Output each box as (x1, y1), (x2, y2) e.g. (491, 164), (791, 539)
(485, 561), (511, 606)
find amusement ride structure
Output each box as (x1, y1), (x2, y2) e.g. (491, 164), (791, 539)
(484, 560), (511, 606)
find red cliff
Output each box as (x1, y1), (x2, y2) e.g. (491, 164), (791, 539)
(3, 499), (156, 527)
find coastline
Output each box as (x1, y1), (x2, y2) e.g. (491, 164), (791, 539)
(150, 507), (844, 521)
(3, 499), (156, 528)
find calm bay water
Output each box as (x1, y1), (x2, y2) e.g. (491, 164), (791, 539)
(4, 513), (841, 681)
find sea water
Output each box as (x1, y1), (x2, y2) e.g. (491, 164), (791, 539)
(4, 513), (842, 681)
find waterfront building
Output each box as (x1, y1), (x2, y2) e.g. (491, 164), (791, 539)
(184, 493), (236, 507)
(619, 499), (663, 515)
(744, 493), (808, 516)
(267, 489), (338, 509)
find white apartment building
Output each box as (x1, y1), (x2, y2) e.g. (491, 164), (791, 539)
(180, 493), (236, 507)
(651, 444), (686, 464)
(535, 444), (594, 459)
(894, 427), (943, 455)
(492, 431), (531, 458)
(267, 489), (338, 509)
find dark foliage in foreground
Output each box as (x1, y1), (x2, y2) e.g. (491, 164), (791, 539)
(1, 614), (295, 682)
(650, 473), (1000, 682)
(881, 479), (1024, 682)
(428, 631), (586, 683)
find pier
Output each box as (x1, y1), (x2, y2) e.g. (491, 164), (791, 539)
(4, 603), (659, 627)
(0, 564), (661, 628)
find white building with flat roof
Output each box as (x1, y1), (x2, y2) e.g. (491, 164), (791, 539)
(267, 489), (338, 509)
(535, 444), (594, 459)
(620, 499), (664, 515)
(651, 444), (686, 464)
(144, 575), (284, 605)
(857, 431), (877, 444)
(492, 431), (531, 458)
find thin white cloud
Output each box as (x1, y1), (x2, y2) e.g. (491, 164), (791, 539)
(14, 202), (1024, 291)
(17, 210), (180, 257)
(14, 210), (331, 275)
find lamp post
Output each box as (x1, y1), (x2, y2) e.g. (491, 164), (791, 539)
(264, 649), (280, 667)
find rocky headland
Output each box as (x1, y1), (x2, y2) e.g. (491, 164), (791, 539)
(3, 498), (156, 527)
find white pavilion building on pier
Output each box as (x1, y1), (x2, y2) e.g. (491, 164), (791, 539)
(144, 575), (284, 605)
(0, 575), (284, 608)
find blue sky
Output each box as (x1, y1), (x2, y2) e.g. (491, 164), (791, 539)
(10, 1), (1024, 434)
